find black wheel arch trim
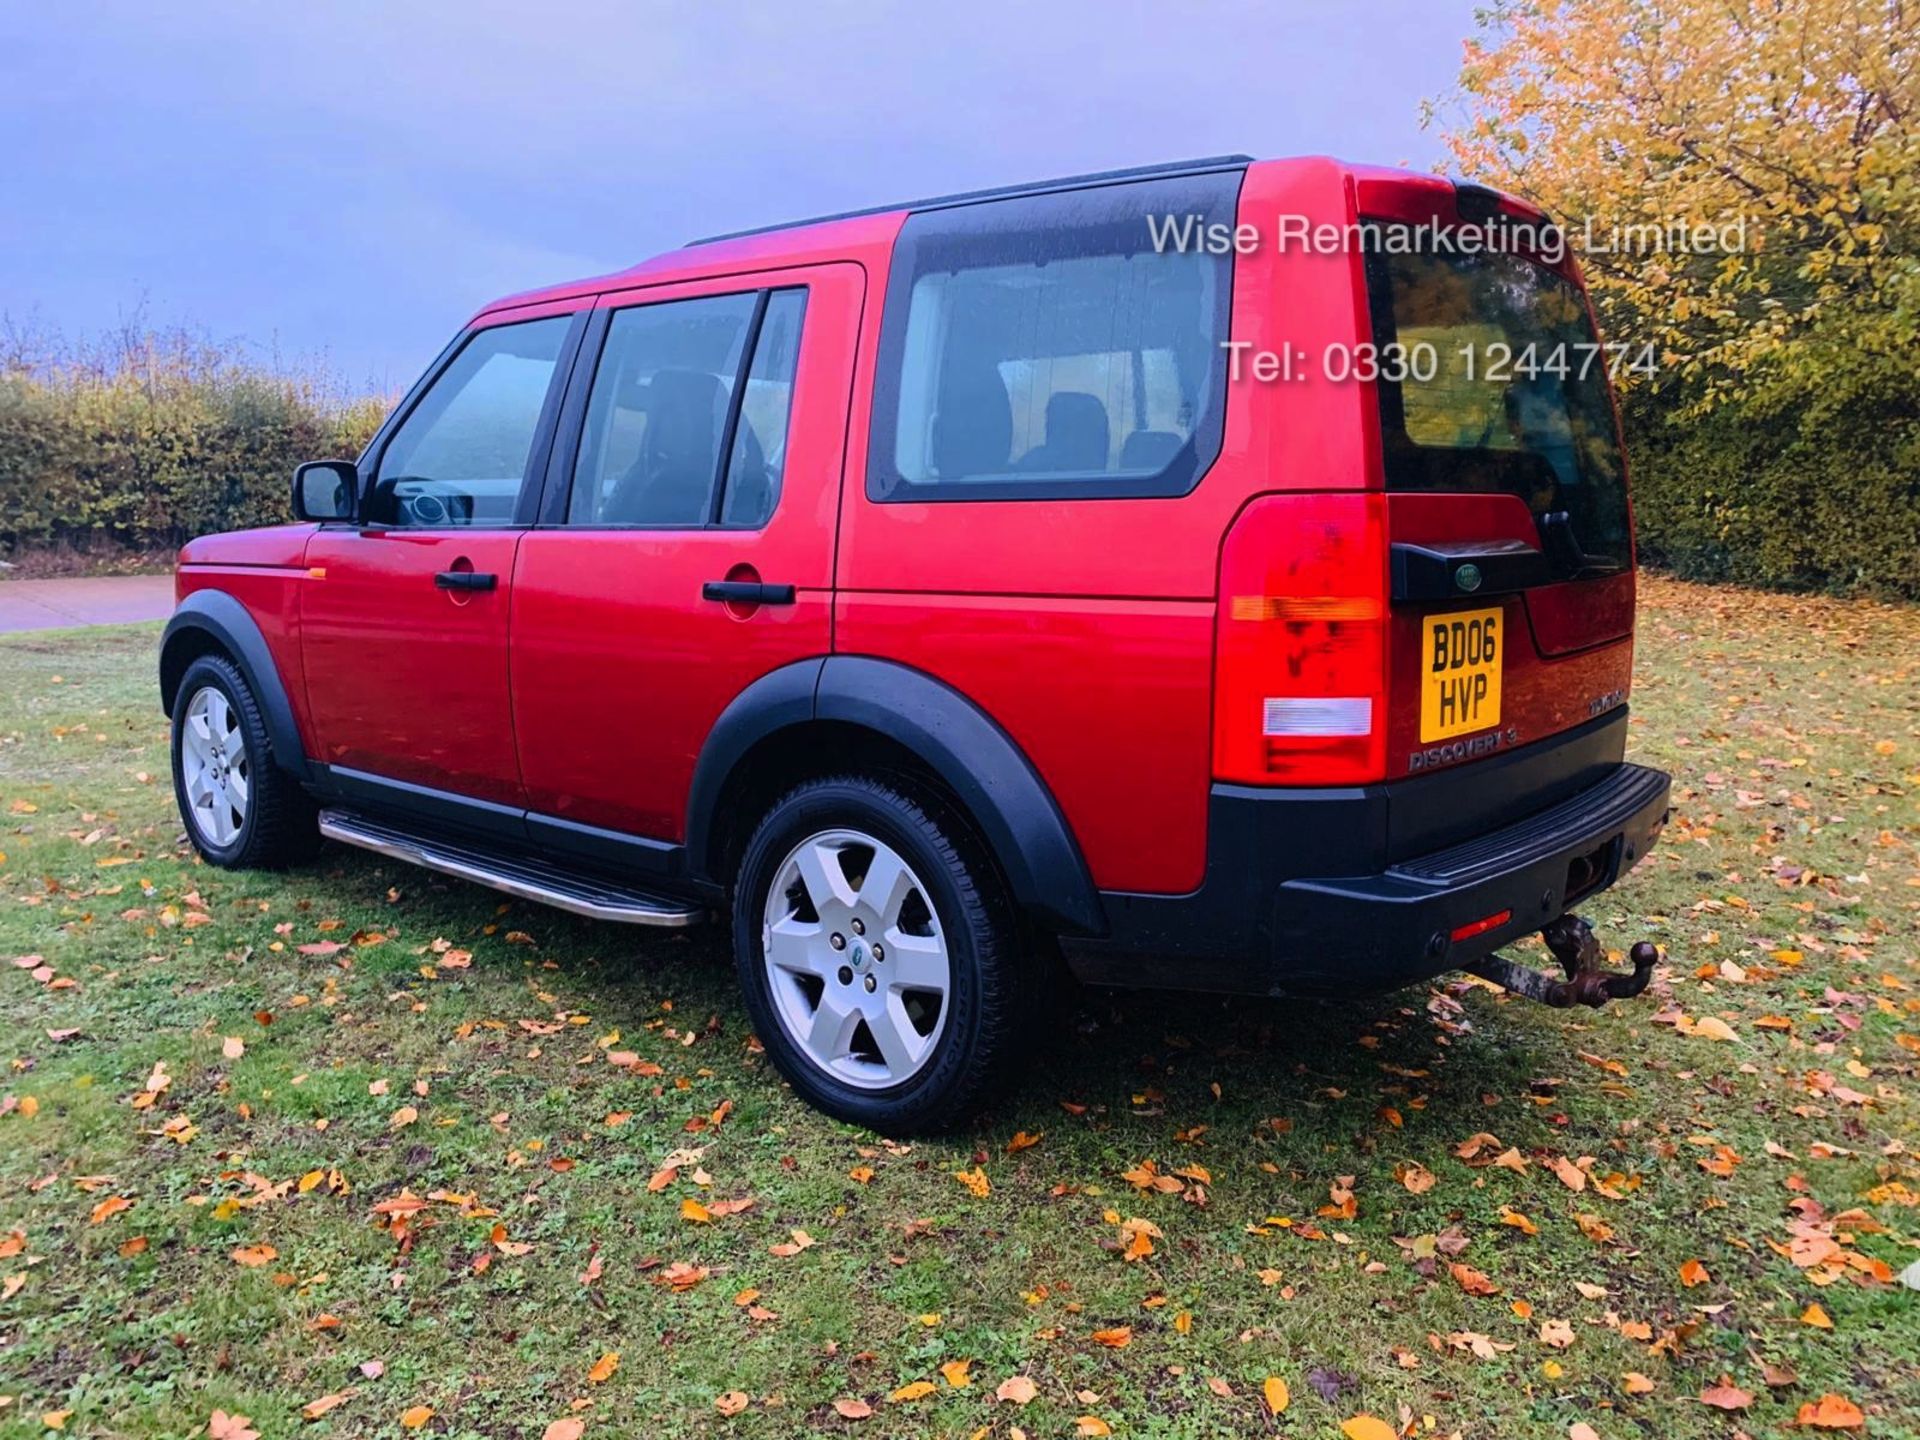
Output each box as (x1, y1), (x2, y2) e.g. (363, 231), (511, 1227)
(160, 590), (312, 781)
(684, 656), (1105, 937)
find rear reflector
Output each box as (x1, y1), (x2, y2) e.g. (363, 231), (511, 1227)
(1263, 697), (1373, 737)
(1450, 909), (1513, 944)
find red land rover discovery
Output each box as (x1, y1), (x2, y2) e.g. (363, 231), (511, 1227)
(163, 155), (1670, 1134)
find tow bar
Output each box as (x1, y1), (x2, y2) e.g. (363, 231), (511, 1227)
(1464, 914), (1658, 1009)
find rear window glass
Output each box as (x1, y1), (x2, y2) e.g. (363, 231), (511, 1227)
(1366, 241), (1632, 568)
(868, 172), (1239, 502)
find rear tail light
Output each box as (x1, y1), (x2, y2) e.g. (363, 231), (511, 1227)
(1214, 493), (1389, 784)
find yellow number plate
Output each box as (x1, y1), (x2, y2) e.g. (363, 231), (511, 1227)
(1421, 607), (1503, 742)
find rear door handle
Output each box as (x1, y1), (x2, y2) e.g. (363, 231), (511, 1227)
(435, 570), (497, 592)
(702, 580), (795, 605)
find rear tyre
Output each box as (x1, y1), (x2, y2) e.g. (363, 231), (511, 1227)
(170, 653), (320, 869)
(732, 774), (1035, 1135)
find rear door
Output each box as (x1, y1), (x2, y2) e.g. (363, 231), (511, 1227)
(301, 303), (584, 808)
(1362, 223), (1639, 776)
(508, 264), (860, 856)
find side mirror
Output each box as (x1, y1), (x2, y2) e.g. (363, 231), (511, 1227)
(293, 459), (359, 522)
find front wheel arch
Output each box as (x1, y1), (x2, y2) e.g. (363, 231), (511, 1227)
(160, 591), (310, 782)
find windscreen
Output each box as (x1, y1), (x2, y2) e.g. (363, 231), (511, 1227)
(1366, 240), (1633, 569)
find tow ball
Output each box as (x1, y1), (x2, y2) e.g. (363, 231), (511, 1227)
(1464, 914), (1658, 1009)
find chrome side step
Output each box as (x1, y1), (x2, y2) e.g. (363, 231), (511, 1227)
(317, 809), (704, 928)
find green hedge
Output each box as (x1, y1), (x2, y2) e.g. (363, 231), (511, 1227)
(1624, 348), (1920, 600)
(0, 343), (386, 554)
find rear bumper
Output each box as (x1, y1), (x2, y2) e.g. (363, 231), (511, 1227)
(1062, 711), (1670, 996)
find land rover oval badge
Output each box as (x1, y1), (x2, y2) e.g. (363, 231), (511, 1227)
(1455, 563), (1484, 593)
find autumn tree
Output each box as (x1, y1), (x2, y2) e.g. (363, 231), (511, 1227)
(1436, 0), (1919, 594)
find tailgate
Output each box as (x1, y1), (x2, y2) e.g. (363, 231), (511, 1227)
(1363, 212), (1638, 780)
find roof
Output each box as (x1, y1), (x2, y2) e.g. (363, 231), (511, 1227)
(682, 153), (1257, 247)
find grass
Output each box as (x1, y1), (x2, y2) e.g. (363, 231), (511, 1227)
(0, 575), (1915, 1440)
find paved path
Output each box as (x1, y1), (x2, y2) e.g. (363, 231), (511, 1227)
(0, 575), (175, 634)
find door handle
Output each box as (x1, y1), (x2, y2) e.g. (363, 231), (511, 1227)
(702, 580), (795, 605)
(435, 570), (497, 592)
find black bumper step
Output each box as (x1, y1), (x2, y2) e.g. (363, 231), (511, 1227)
(1391, 762), (1670, 887)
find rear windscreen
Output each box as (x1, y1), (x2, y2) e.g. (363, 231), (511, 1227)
(1365, 239), (1632, 569)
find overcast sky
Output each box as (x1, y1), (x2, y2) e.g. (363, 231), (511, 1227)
(1, 1), (1479, 389)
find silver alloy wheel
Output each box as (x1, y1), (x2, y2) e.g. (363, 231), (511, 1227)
(761, 828), (951, 1090)
(180, 684), (250, 848)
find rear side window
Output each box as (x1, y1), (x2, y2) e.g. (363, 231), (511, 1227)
(565, 288), (809, 529)
(568, 294), (758, 526)
(1366, 242), (1632, 568)
(868, 172), (1240, 502)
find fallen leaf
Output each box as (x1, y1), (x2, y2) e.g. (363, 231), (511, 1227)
(1801, 1302), (1833, 1329)
(1550, 1155), (1587, 1192)
(208, 1412), (260, 1440)
(1450, 1262), (1499, 1296)
(1397, 1162), (1436, 1194)
(680, 1199), (712, 1224)
(231, 1244), (278, 1267)
(940, 1358), (973, 1387)
(1679, 1258), (1710, 1288)
(1091, 1326), (1132, 1349)
(1540, 1318), (1575, 1349)
(302, 1390), (353, 1421)
(1341, 1417), (1397, 1440)
(832, 1398), (872, 1420)
(890, 1381), (937, 1402)
(222, 1036), (245, 1060)
(399, 1406), (434, 1430)
(542, 1421), (585, 1440)
(1500, 1206), (1539, 1236)
(1699, 1381), (1754, 1411)
(1624, 1372), (1655, 1395)
(1074, 1420), (1112, 1438)
(996, 1376), (1038, 1406)
(1263, 1376), (1290, 1415)
(1795, 1394), (1865, 1430)
(715, 1392), (749, 1416)
(588, 1352), (619, 1384)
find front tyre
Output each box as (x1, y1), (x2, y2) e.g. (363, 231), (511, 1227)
(170, 653), (319, 869)
(733, 775), (1035, 1135)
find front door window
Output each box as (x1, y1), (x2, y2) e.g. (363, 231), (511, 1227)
(369, 315), (573, 527)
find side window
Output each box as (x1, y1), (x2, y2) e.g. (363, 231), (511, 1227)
(566, 294), (758, 526)
(720, 289), (807, 528)
(868, 173), (1237, 502)
(370, 315), (572, 527)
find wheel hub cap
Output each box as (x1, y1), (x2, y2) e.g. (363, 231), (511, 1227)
(761, 828), (950, 1090)
(180, 685), (250, 847)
